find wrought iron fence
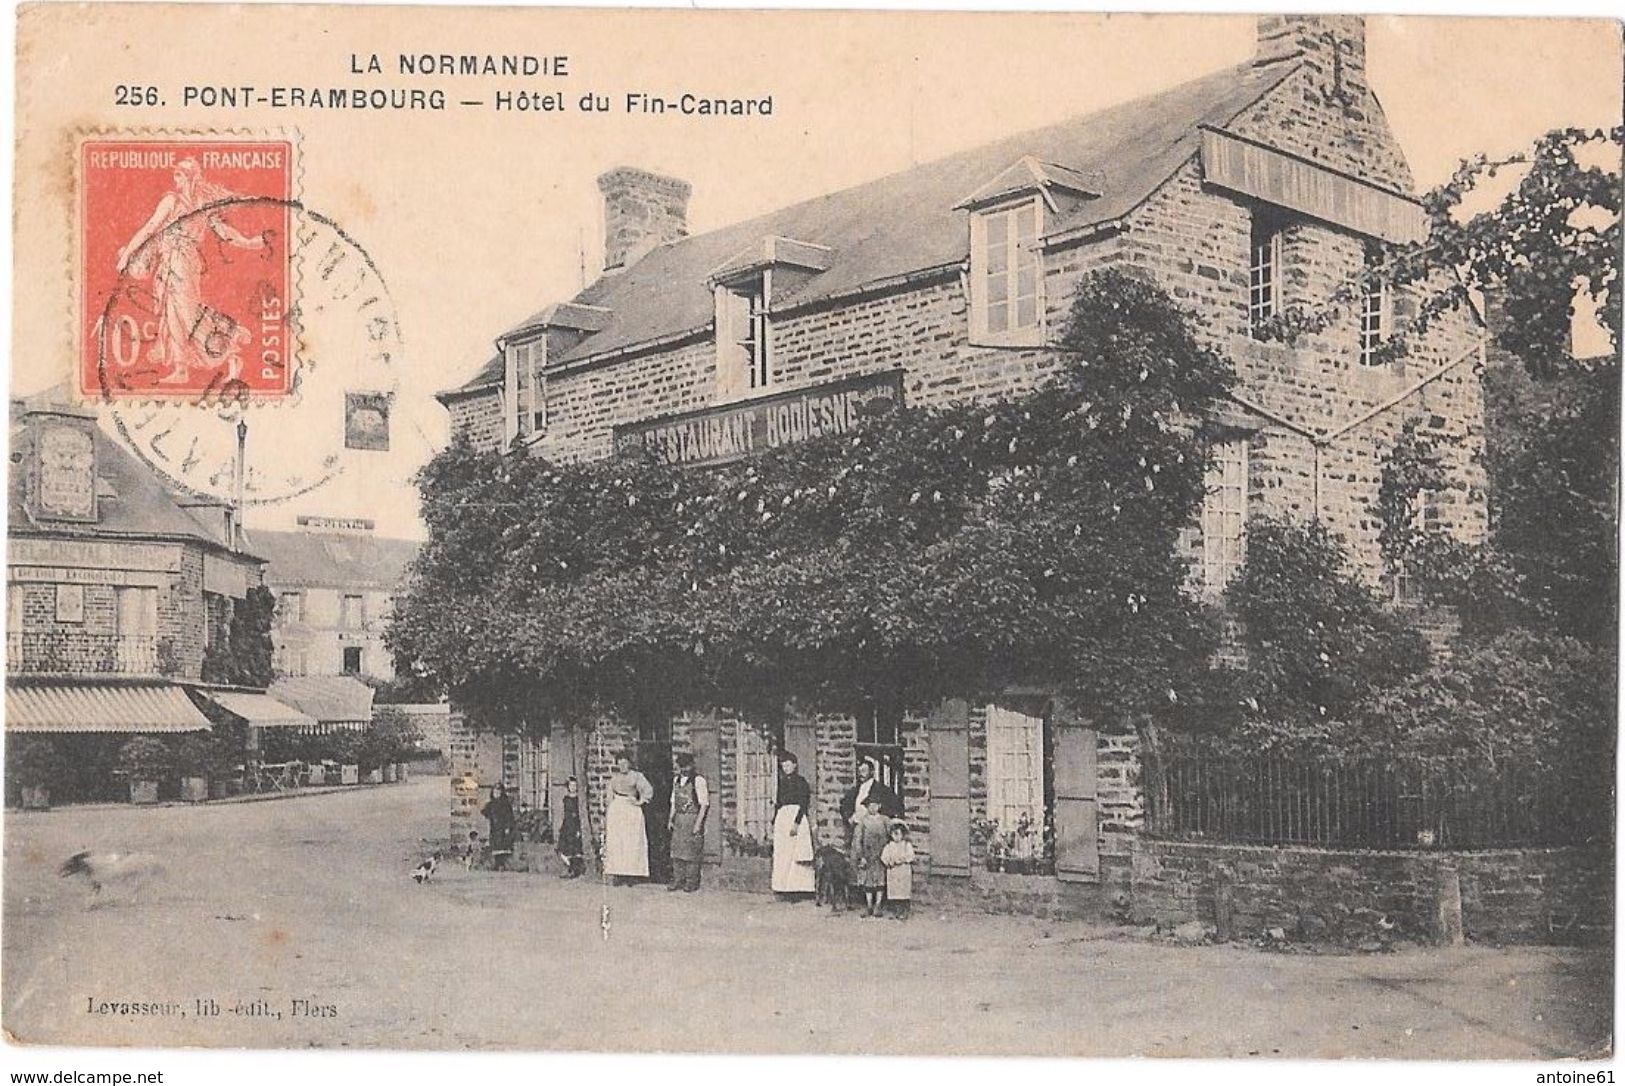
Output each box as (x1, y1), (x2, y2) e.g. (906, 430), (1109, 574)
(1144, 752), (1610, 850)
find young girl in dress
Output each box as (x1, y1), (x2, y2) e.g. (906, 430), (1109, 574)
(556, 776), (585, 879)
(881, 820), (916, 920)
(851, 796), (891, 917)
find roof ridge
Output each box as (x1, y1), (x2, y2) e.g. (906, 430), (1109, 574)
(444, 55), (1301, 394)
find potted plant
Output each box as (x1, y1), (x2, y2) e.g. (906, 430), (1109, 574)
(326, 729), (361, 784)
(170, 733), (215, 802)
(9, 736), (61, 810)
(115, 736), (171, 805)
(371, 707), (422, 784)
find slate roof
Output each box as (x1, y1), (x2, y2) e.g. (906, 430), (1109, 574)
(445, 56), (1300, 396)
(246, 528), (420, 591)
(8, 406), (255, 555)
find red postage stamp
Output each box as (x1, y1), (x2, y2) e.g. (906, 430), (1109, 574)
(78, 138), (295, 401)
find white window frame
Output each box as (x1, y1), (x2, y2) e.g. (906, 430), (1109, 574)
(985, 704), (1045, 842)
(969, 197), (1045, 348)
(1200, 439), (1249, 595)
(714, 275), (772, 402)
(340, 593), (365, 631)
(1248, 215), (1282, 337)
(734, 720), (777, 845)
(505, 340), (548, 442)
(1359, 248), (1392, 367)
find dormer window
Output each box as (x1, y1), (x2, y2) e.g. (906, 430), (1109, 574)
(970, 198), (1043, 347)
(715, 276), (771, 401)
(504, 338), (546, 444)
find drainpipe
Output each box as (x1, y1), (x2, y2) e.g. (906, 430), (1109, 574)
(233, 419), (248, 552)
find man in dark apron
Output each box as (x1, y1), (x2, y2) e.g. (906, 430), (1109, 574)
(667, 752), (710, 892)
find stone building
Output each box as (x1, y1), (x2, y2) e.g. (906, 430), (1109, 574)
(435, 16), (1487, 903)
(249, 517), (419, 682)
(5, 394), (302, 803)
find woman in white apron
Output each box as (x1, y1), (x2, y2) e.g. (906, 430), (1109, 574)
(603, 752), (653, 883)
(771, 752), (816, 896)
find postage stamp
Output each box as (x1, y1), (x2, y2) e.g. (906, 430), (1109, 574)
(78, 137), (295, 401)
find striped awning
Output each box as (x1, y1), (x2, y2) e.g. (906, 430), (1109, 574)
(5, 681), (213, 734)
(202, 691), (317, 729)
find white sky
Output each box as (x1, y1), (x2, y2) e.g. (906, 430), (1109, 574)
(10, 10), (1622, 540)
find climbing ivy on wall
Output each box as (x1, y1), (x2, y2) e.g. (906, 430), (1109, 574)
(389, 271), (1236, 734)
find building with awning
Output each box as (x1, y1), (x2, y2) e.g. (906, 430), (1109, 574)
(6, 391), (277, 804)
(197, 689), (317, 730)
(6, 677), (212, 734)
(267, 675), (375, 732)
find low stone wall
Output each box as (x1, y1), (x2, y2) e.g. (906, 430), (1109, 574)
(1129, 837), (1612, 945)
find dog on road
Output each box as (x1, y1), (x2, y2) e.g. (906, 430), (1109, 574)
(59, 850), (164, 905)
(411, 855), (439, 883)
(814, 846), (850, 913)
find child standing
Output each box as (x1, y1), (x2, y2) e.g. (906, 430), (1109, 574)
(557, 776), (585, 878)
(852, 796), (891, 917)
(881, 821), (916, 920)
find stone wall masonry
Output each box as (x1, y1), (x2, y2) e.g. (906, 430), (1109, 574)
(444, 391), (504, 452)
(1122, 156), (1485, 582)
(1231, 53), (1414, 195)
(1129, 838), (1613, 945)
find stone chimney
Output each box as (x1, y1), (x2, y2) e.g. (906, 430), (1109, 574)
(1256, 14), (1368, 101)
(597, 166), (692, 273)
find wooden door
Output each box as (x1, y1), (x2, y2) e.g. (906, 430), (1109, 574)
(687, 713), (725, 866)
(783, 703), (819, 841)
(1051, 701), (1100, 882)
(927, 698), (971, 877)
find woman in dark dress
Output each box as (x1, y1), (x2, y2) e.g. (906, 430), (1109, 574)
(771, 753), (816, 896)
(482, 783), (516, 871)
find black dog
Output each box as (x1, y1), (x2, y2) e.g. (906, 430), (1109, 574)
(814, 846), (850, 913)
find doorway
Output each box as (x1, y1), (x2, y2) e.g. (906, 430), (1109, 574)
(635, 718), (673, 883)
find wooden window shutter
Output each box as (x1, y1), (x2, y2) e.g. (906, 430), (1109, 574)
(927, 697), (971, 877)
(1051, 700), (1100, 882)
(687, 712), (724, 865)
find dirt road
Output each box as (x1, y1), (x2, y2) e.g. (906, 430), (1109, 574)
(3, 777), (1611, 1056)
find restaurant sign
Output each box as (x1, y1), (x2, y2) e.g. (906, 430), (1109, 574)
(614, 370), (905, 469)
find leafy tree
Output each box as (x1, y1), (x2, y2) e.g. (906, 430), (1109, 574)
(1214, 517), (1432, 752)
(1373, 126), (1619, 650)
(202, 585), (277, 687)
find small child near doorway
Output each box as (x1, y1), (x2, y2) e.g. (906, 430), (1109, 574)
(852, 796), (891, 917)
(881, 820), (916, 920)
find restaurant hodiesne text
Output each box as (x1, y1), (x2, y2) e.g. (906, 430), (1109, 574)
(613, 370), (904, 469)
